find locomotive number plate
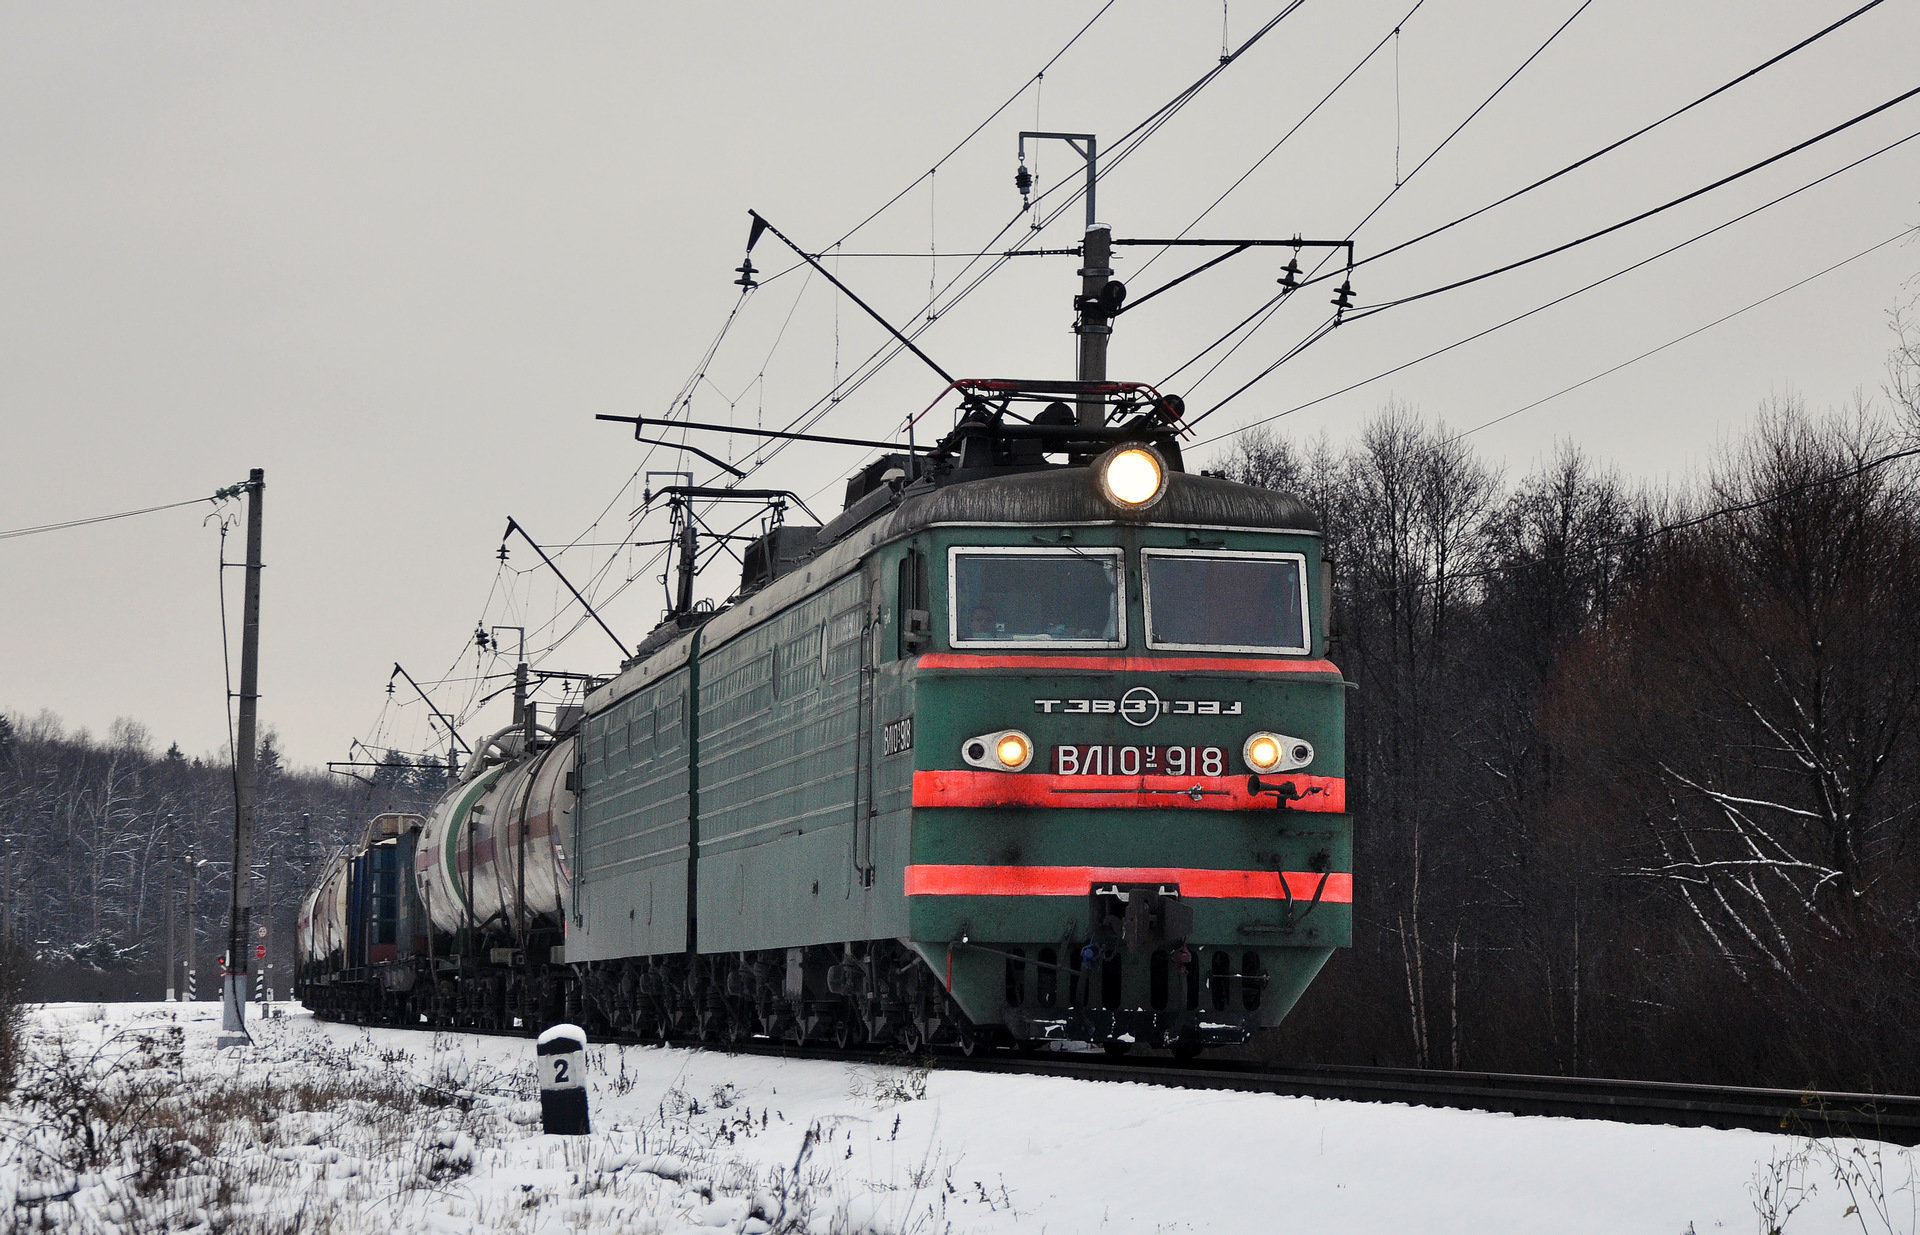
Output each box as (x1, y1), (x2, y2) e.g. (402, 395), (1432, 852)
(1053, 744), (1227, 777)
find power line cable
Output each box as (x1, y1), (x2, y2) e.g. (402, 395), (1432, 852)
(1163, 0), (1589, 394)
(1351, 0), (1891, 278)
(1191, 125), (1920, 443)
(736, 3), (1309, 479)
(1447, 225), (1920, 443)
(0, 494), (214, 541)
(1165, 0), (1892, 404)
(1350, 0), (1593, 244)
(823, 1), (1119, 253)
(515, 7), (1130, 659)
(513, 5), (1303, 673)
(1134, 0), (1426, 283)
(1349, 83), (1920, 317)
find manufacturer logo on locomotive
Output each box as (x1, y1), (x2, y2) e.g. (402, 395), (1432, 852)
(1033, 688), (1243, 728)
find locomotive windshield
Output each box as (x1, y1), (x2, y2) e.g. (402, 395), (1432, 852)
(949, 547), (1124, 649)
(1143, 549), (1310, 653)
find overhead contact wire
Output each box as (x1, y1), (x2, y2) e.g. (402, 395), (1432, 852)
(1448, 225), (1920, 442)
(1170, 0), (1888, 406)
(742, 1), (1308, 478)
(1193, 126), (1920, 443)
(1170, 0), (1591, 402)
(1353, 0), (1891, 275)
(1350, 83), (1920, 317)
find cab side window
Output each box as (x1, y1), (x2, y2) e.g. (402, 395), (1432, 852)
(897, 548), (931, 657)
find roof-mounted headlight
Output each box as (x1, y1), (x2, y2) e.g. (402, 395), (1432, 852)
(1096, 444), (1169, 510)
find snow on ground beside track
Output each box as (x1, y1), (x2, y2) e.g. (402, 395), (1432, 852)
(3, 1002), (1914, 1233)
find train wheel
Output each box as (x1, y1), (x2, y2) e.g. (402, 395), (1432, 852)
(831, 1016), (854, 1050)
(1169, 1043), (1203, 1062)
(1102, 1041), (1133, 1058)
(899, 1021), (924, 1054)
(955, 1020), (983, 1057)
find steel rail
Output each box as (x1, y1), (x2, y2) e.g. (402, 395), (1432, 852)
(307, 1008), (1920, 1144)
(721, 1040), (1920, 1145)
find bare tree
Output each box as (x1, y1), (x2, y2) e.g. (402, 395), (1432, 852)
(1551, 401), (1920, 1086)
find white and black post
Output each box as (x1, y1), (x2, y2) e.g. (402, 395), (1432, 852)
(536, 1024), (590, 1135)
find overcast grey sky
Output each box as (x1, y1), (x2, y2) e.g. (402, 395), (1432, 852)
(4, 1), (1917, 772)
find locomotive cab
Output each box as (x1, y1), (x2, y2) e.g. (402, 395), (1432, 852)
(874, 454), (1350, 1050)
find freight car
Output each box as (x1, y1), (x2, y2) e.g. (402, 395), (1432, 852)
(299, 381), (1351, 1055)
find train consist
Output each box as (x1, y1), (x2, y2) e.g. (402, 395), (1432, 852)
(298, 380), (1351, 1055)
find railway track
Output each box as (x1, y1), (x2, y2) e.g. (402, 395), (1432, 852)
(732, 1040), (1920, 1145)
(318, 1011), (1920, 1144)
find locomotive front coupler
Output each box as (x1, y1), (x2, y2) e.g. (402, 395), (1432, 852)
(1089, 883), (1194, 955)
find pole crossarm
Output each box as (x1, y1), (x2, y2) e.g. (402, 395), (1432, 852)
(1112, 237), (1357, 318)
(1018, 131), (1099, 228)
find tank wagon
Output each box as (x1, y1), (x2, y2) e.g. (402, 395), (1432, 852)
(299, 381), (1351, 1055)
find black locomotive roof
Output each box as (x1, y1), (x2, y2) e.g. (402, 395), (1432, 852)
(713, 383), (1321, 609)
(879, 465), (1320, 537)
(622, 452), (1320, 675)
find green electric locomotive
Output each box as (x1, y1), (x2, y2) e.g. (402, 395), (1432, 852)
(298, 380), (1350, 1056)
(565, 381), (1349, 1054)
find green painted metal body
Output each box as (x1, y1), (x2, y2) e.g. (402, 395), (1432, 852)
(567, 469), (1350, 1043)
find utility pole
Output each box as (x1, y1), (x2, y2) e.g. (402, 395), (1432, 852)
(674, 498), (697, 617)
(486, 625), (532, 745)
(220, 467), (264, 1048)
(1075, 221), (1117, 425)
(1018, 131), (1123, 428)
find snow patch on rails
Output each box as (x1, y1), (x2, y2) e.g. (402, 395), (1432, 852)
(5, 1002), (1917, 1234)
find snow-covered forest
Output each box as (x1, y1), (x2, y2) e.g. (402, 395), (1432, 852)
(0, 720), (443, 1002)
(5, 344), (1920, 1093)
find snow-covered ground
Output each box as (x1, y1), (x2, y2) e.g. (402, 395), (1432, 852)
(4, 1002), (1913, 1234)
